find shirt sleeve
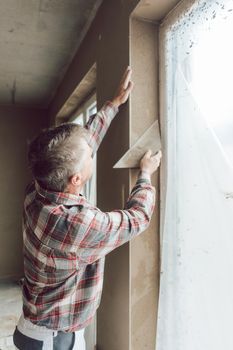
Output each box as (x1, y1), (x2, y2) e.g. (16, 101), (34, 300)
(77, 172), (155, 264)
(85, 101), (119, 154)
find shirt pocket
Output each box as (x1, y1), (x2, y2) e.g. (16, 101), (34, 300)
(37, 240), (78, 278)
(51, 249), (78, 273)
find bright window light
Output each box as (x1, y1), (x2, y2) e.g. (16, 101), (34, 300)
(191, 11), (233, 163)
(157, 1), (233, 349)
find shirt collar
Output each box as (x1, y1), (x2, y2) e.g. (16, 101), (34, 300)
(35, 181), (87, 206)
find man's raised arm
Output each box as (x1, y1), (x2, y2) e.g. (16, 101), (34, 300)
(85, 66), (133, 153)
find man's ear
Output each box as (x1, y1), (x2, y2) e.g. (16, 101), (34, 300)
(70, 173), (82, 187)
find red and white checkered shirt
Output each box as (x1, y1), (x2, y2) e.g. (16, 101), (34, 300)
(22, 102), (156, 331)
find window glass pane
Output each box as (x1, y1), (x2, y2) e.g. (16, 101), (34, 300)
(71, 97), (97, 205)
(73, 113), (84, 126)
(190, 14), (233, 165)
(87, 103), (97, 119)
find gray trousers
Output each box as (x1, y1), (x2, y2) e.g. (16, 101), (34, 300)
(13, 315), (86, 350)
(13, 327), (75, 349)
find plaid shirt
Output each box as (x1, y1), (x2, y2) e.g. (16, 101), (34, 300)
(22, 102), (156, 332)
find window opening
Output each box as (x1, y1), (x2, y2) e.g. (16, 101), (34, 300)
(157, 1), (233, 349)
(71, 95), (97, 206)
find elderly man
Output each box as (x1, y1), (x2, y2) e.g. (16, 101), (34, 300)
(13, 67), (162, 350)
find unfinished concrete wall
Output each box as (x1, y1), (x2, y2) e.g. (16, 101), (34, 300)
(49, 1), (160, 349)
(0, 107), (48, 279)
(130, 18), (160, 350)
(96, 5), (131, 350)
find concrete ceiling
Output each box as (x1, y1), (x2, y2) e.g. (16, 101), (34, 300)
(133, 0), (182, 22)
(0, 0), (102, 108)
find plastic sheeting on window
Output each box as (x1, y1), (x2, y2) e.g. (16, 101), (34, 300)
(157, 1), (233, 349)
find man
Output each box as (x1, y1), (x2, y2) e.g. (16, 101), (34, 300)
(13, 67), (162, 349)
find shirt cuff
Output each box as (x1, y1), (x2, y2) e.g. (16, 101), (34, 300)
(137, 171), (152, 185)
(103, 101), (119, 120)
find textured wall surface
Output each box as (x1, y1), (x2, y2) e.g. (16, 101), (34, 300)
(133, 0), (181, 21)
(0, 0), (102, 107)
(130, 18), (160, 350)
(0, 106), (48, 279)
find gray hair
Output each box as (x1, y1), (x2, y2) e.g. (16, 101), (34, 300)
(28, 123), (91, 192)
